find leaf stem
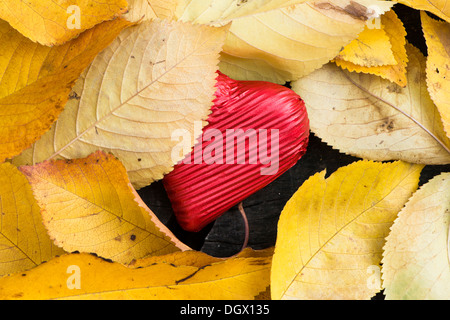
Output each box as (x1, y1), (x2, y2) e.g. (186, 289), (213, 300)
(238, 202), (249, 252)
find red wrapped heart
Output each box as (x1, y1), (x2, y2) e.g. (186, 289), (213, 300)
(163, 72), (309, 232)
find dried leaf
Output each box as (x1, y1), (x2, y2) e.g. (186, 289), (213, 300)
(0, 18), (132, 163)
(421, 12), (450, 138)
(19, 151), (189, 265)
(382, 172), (450, 300)
(335, 24), (396, 67)
(0, 251), (271, 299)
(0, 163), (64, 277)
(177, 0), (393, 83)
(0, 0), (128, 46)
(292, 43), (450, 165)
(271, 160), (423, 300)
(175, 0), (309, 24)
(124, 0), (177, 22)
(335, 9), (408, 86)
(12, 19), (228, 189)
(129, 246), (274, 268)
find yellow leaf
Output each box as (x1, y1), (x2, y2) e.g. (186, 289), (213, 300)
(12, 19), (228, 189)
(0, 163), (64, 277)
(177, 0), (393, 83)
(292, 43), (450, 165)
(335, 24), (396, 67)
(382, 173), (450, 300)
(19, 151), (189, 265)
(175, 0), (309, 24)
(0, 18), (132, 163)
(335, 9), (408, 87)
(271, 160), (423, 300)
(0, 0), (128, 46)
(395, 0), (450, 23)
(124, 0), (177, 22)
(421, 12), (450, 139)
(129, 246), (274, 268)
(0, 251), (271, 299)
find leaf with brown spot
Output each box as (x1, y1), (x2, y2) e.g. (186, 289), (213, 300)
(292, 43), (450, 164)
(335, 10), (409, 87)
(421, 12), (450, 138)
(19, 151), (189, 265)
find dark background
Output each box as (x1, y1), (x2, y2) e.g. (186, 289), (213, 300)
(137, 3), (449, 267)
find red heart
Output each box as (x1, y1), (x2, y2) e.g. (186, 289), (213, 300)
(163, 72), (309, 232)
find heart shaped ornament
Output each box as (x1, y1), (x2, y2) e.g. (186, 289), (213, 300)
(163, 72), (310, 232)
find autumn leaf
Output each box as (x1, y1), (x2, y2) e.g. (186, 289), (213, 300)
(335, 23), (397, 67)
(0, 251), (271, 299)
(334, 9), (408, 87)
(11, 19), (228, 189)
(124, 0), (177, 22)
(382, 172), (450, 300)
(129, 246), (275, 269)
(0, 0), (128, 46)
(0, 18), (132, 163)
(174, 0), (309, 23)
(0, 162), (65, 277)
(177, 0), (393, 84)
(421, 12), (450, 139)
(395, 0), (450, 23)
(271, 160), (423, 300)
(19, 151), (189, 265)
(292, 43), (450, 165)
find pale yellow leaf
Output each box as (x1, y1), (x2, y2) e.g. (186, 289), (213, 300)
(292, 43), (450, 165)
(19, 151), (189, 265)
(12, 19), (228, 189)
(177, 0), (393, 83)
(0, 163), (64, 277)
(421, 12), (450, 138)
(271, 160), (423, 300)
(129, 246), (274, 268)
(382, 173), (450, 300)
(0, 252), (271, 299)
(175, 0), (309, 24)
(124, 0), (178, 22)
(0, 0), (128, 46)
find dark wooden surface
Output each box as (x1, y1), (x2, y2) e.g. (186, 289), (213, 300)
(137, 4), (450, 258)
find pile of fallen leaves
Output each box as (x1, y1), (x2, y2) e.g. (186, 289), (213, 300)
(0, 0), (449, 300)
